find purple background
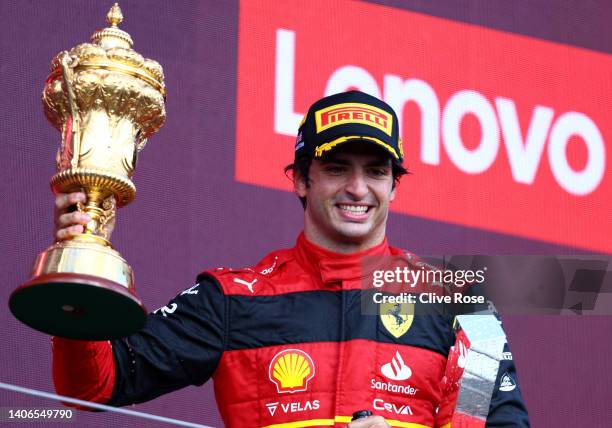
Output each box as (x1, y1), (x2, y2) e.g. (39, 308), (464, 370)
(1, 1), (610, 426)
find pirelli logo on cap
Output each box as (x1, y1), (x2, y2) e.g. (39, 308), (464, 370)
(315, 102), (393, 136)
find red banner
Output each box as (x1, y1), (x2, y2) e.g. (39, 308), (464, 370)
(236, 0), (611, 252)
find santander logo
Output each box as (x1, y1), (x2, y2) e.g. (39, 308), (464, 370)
(381, 351), (412, 381)
(274, 28), (605, 197)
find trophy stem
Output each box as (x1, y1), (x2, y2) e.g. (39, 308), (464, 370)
(81, 186), (116, 240)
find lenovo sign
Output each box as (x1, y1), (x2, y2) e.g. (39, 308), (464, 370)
(275, 30), (605, 197)
(236, 0), (611, 252)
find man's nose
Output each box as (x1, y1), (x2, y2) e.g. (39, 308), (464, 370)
(345, 170), (368, 199)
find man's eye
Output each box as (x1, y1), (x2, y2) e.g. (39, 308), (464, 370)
(325, 166), (345, 174)
(370, 168), (390, 177)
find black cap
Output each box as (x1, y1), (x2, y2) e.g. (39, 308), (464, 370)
(294, 91), (403, 163)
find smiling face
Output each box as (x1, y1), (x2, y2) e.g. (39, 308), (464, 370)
(294, 142), (397, 253)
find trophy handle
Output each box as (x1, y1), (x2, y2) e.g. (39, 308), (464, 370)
(58, 51), (81, 170)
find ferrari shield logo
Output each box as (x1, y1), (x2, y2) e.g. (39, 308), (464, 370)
(380, 302), (414, 338)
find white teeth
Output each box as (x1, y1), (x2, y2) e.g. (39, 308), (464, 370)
(339, 205), (368, 213)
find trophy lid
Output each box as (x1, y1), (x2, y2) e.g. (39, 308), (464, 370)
(48, 3), (165, 95)
(43, 3), (166, 140)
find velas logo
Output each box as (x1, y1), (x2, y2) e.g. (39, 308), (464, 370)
(236, 0), (612, 252)
(265, 400), (321, 416)
(268, 349), (315, 393)
(265, 402), (279, 416)
(315, 102), (393, 135)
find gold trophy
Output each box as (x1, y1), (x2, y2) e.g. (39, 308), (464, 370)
(9, 4), (166, 340)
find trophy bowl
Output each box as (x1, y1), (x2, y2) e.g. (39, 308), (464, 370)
(9, 3), (166, 340)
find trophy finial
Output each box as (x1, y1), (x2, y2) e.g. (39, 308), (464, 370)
(91, 3), (133, 48)
(107, 3), (123, 27)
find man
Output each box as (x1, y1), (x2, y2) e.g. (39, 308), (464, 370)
(52, 91), (529, 427)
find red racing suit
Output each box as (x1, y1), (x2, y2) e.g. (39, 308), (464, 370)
(53, 233), (529, 427)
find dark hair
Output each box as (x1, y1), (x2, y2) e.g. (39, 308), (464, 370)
(284, 156), (409, 208)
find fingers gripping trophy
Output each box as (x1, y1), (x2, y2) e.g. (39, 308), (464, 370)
(9, 4), (166, 340)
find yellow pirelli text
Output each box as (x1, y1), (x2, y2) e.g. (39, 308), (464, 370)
(315, 102), (393, 135)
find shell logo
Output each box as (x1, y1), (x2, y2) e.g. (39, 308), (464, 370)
(268, 349), (315, 393)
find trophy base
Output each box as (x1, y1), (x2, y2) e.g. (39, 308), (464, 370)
(10, 273), (147, 340)
(10, 235), (147, 340)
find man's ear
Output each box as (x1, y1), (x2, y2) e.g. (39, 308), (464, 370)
(389, 182), (397, 202)
(294, 170), (308, 198)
